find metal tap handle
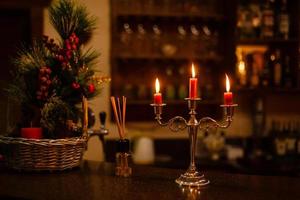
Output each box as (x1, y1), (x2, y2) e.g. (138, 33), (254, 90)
(99, 111), (106, 127)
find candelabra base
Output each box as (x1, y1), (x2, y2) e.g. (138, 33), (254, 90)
(175, 170), (209, 187)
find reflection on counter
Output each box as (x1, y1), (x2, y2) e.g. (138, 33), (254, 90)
(105, 125), (300, 177)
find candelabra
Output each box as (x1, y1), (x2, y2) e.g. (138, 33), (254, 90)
(151, 98), (237, 187)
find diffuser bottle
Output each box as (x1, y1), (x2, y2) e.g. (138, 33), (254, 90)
(115, 139), (132, 177)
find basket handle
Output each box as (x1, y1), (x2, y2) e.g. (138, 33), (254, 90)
(82, 95), (88, 139)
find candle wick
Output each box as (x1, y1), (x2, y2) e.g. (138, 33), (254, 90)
(30, 121), (33, 128)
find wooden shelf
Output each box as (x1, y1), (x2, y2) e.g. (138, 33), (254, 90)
(235, 87), (300, 94)
(113, 54), (223, 62)
(127, 99), (222, 105)
(114, 10), (225, 21)
(237, 38), (299, 46)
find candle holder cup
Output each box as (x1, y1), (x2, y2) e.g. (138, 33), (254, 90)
(151, 99), (237, 187)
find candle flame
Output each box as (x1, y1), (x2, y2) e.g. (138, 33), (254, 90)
(226, 74), (230, 92)
(155, 78), (160, 93)
(192, 63), (195, 78)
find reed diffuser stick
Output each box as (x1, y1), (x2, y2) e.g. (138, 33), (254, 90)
(116, 97), (124, 137)
(110, 97), (123, 139)
(122, 96), (126, 138)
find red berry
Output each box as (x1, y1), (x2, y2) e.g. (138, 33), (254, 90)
(46, 68), (51, 74)
(58, 55), (64, 62)
(72, 44), (77, 50)
(66, 51), (72, 59)
(72, 82), (80, 89)
(47, 80), (51, 85)
(66, 43), (72, 50)
(40, 77), (47, 83)
(75, 37), (79, 44)
(88, 84), (95, 93)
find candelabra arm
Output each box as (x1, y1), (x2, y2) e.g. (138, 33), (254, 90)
(198, 104), (237, 131)
(198, 116), (231, 131)
(151, 103), (188, 132)
(156, 115), (188, 132)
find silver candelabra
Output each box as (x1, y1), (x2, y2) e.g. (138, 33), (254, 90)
(151, 98), (237, 187)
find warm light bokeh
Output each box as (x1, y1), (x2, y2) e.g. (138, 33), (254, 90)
(238, 61), (246, 75)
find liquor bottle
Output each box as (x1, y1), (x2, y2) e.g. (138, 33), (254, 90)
(260, 50), (272, 87)
(296, 121), (300, 157)
(261, 0), (275, 38)
(177, 65), (188, 99)
(165, 65), (176, 100)
(275, 121), (286, 157)
(252, 97), (265, 136)
(273, 49), (282, 87)
(282, 55), (293, 88)
(237, 4), (255, 39)
(277, 0), (289, 39)
(269, 120), (278, 158)
(285, 121), (296, 156)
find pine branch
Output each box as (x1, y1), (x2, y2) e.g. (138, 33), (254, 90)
(49, 0), (97, 44)
(80, 47), (100, 70)
(13, 39), (51, 74)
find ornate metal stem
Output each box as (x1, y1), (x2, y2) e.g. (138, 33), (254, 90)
(151, 99), (237, 187)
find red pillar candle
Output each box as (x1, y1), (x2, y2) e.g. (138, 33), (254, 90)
(154, 78), (162, 104)
(189, 63), (198, 98)
(21, 127), (42, 139)
(224, 74), (233, 105)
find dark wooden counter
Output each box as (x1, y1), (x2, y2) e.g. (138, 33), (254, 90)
(0, 161), (300, 200)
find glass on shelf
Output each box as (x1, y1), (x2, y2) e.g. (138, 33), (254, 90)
(119, 22), (134, 57)
(201, 25), (219, 57)
(151, 23), (163, 56)
(177, 24), (188, 57)
(190, 24), (201, 57)
(134, 23), (150, 57)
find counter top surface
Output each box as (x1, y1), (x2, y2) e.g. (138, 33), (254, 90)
(0, 161), (299, 200)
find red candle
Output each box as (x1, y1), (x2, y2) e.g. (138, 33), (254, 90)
(154, 78), (162, 104)
(189, 63), (198, 98)
(224, 74), (233, 105)
(21, 127), (42, 139)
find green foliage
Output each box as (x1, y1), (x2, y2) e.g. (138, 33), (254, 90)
(49, 0), (97, 44)
(5, 0), (109, 138)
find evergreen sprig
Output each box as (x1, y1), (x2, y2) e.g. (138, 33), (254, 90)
(5, 0), (109, 138)
(49, 0), (97, 43)
(13, 40), (50, 74)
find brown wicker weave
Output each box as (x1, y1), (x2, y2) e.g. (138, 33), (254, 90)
(0, 136), (87, 171)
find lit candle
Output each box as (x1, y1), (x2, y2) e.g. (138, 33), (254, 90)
(154, 78), (162, 104)
(189, 63), (198, 98)
(224, 74), (233, 105)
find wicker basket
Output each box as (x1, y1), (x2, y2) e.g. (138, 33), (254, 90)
(0, 136), (87, 171)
